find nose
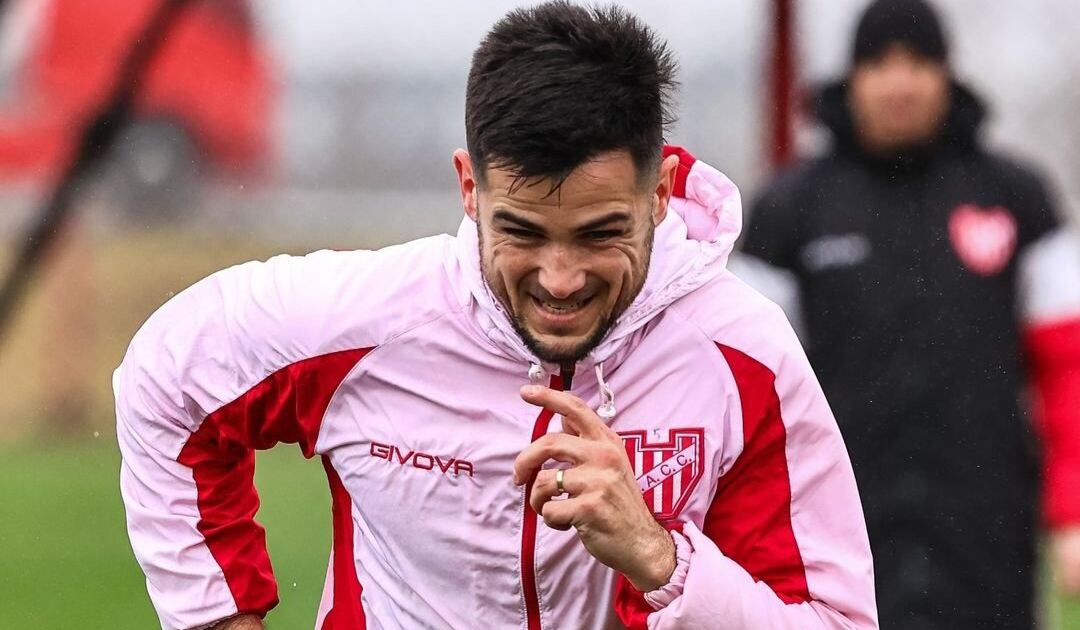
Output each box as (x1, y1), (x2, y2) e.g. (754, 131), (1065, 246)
(537, 245), (587, 300)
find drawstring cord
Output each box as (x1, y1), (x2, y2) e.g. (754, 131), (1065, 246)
(527, 361), (616, 420)
(595, 362), (617, 420)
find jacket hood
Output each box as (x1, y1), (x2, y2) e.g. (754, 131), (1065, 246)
(816, 78), (986, 159)
(452, 146), (742, 371)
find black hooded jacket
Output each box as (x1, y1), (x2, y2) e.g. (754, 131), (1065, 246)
(743, 80), (1059, 627)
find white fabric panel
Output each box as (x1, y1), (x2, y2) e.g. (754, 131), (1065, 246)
(1019, 227), (1080, 325)
(729, 253), (806, 340)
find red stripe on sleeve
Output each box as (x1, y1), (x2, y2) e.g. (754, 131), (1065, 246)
(1025, 317), (1080, 526)
(321, 458), (367, 628)
(177, 347), (372, 616)
(706, 343), (811, 604)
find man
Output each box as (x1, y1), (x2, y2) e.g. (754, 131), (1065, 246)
(117, 3), (877, 629)
(741, 0), (1080, 628)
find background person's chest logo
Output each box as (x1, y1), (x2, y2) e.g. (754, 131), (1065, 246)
(618, 428), (705, 521)
(948, 204), (1017, 276)
(799, 233), (872, 273)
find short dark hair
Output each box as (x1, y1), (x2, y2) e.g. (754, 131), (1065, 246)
(466, 1), (677, 192)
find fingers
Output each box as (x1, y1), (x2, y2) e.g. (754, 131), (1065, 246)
(530, 468), (560, 515)
(512, 433), (588, 485)
(519, 385), (606, 439)
(539, 495), (581, 531)
(529, 467), (580, 513)
(513, 386), (627, 485)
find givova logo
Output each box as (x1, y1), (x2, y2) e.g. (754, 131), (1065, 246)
(369, 441), (475, 477)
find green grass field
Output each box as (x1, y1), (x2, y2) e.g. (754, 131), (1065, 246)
(1, 439), (1079, 629)
(0, 441), (331, 629)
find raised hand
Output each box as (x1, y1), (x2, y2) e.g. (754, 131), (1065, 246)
(513, 385), (676, 592)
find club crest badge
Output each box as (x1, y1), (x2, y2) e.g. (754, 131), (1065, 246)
(948, 204), (1017, 276)
(619, 428), (705, 521)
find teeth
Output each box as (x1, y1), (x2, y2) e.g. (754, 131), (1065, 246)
(539, 299), (584, 313)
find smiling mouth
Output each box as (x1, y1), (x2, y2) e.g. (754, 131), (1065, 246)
(532, 295), (593, 316)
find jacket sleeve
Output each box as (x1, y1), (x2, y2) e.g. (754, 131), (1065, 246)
(1019, 227), (1080, 527)
(115, 250), (375, 630)
(615, 309), (877, 629)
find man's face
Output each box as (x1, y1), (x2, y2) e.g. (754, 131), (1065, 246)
(848, 43), (950, 153)
(453, 149), (678, 364)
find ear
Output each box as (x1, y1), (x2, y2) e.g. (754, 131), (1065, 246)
(651, 153), (680, 226)
(453, 149), (480, 222)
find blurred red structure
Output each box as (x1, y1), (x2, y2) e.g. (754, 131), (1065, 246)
(768, 0), (796, 169)
(0, 0), (273, 186)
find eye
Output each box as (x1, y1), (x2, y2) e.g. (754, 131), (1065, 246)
(584, 230), (622, 242)
(504, 227), (541, 240)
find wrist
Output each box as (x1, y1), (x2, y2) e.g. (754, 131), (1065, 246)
(643, 529), (693, 610)
(626, 522), (677, 592)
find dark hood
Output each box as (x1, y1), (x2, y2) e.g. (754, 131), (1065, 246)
(815, 79), (986, 164)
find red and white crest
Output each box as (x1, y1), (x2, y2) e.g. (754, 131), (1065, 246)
(948, 204), (1017, 276)
(619, 428), (705, 521)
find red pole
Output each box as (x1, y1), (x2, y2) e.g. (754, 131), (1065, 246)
(769, 0), (797, 168)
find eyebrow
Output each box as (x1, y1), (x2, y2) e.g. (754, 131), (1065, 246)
(491, 208), (632, 234)
(574, 211), (633, 233)
(492, 209), (545, 232)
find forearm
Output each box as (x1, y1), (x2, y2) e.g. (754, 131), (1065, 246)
(624, 519), (677, 592)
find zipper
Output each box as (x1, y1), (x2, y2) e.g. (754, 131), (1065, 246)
(520, 373), (565, 630)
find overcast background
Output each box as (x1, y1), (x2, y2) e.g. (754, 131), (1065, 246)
(251, 0), (1080, 242)
(1, 0), (1077, 242)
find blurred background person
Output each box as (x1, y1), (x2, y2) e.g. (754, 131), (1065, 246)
(740, 0), (1080, 627)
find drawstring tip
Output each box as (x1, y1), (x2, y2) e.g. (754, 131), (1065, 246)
(594, 362), (617, 420)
